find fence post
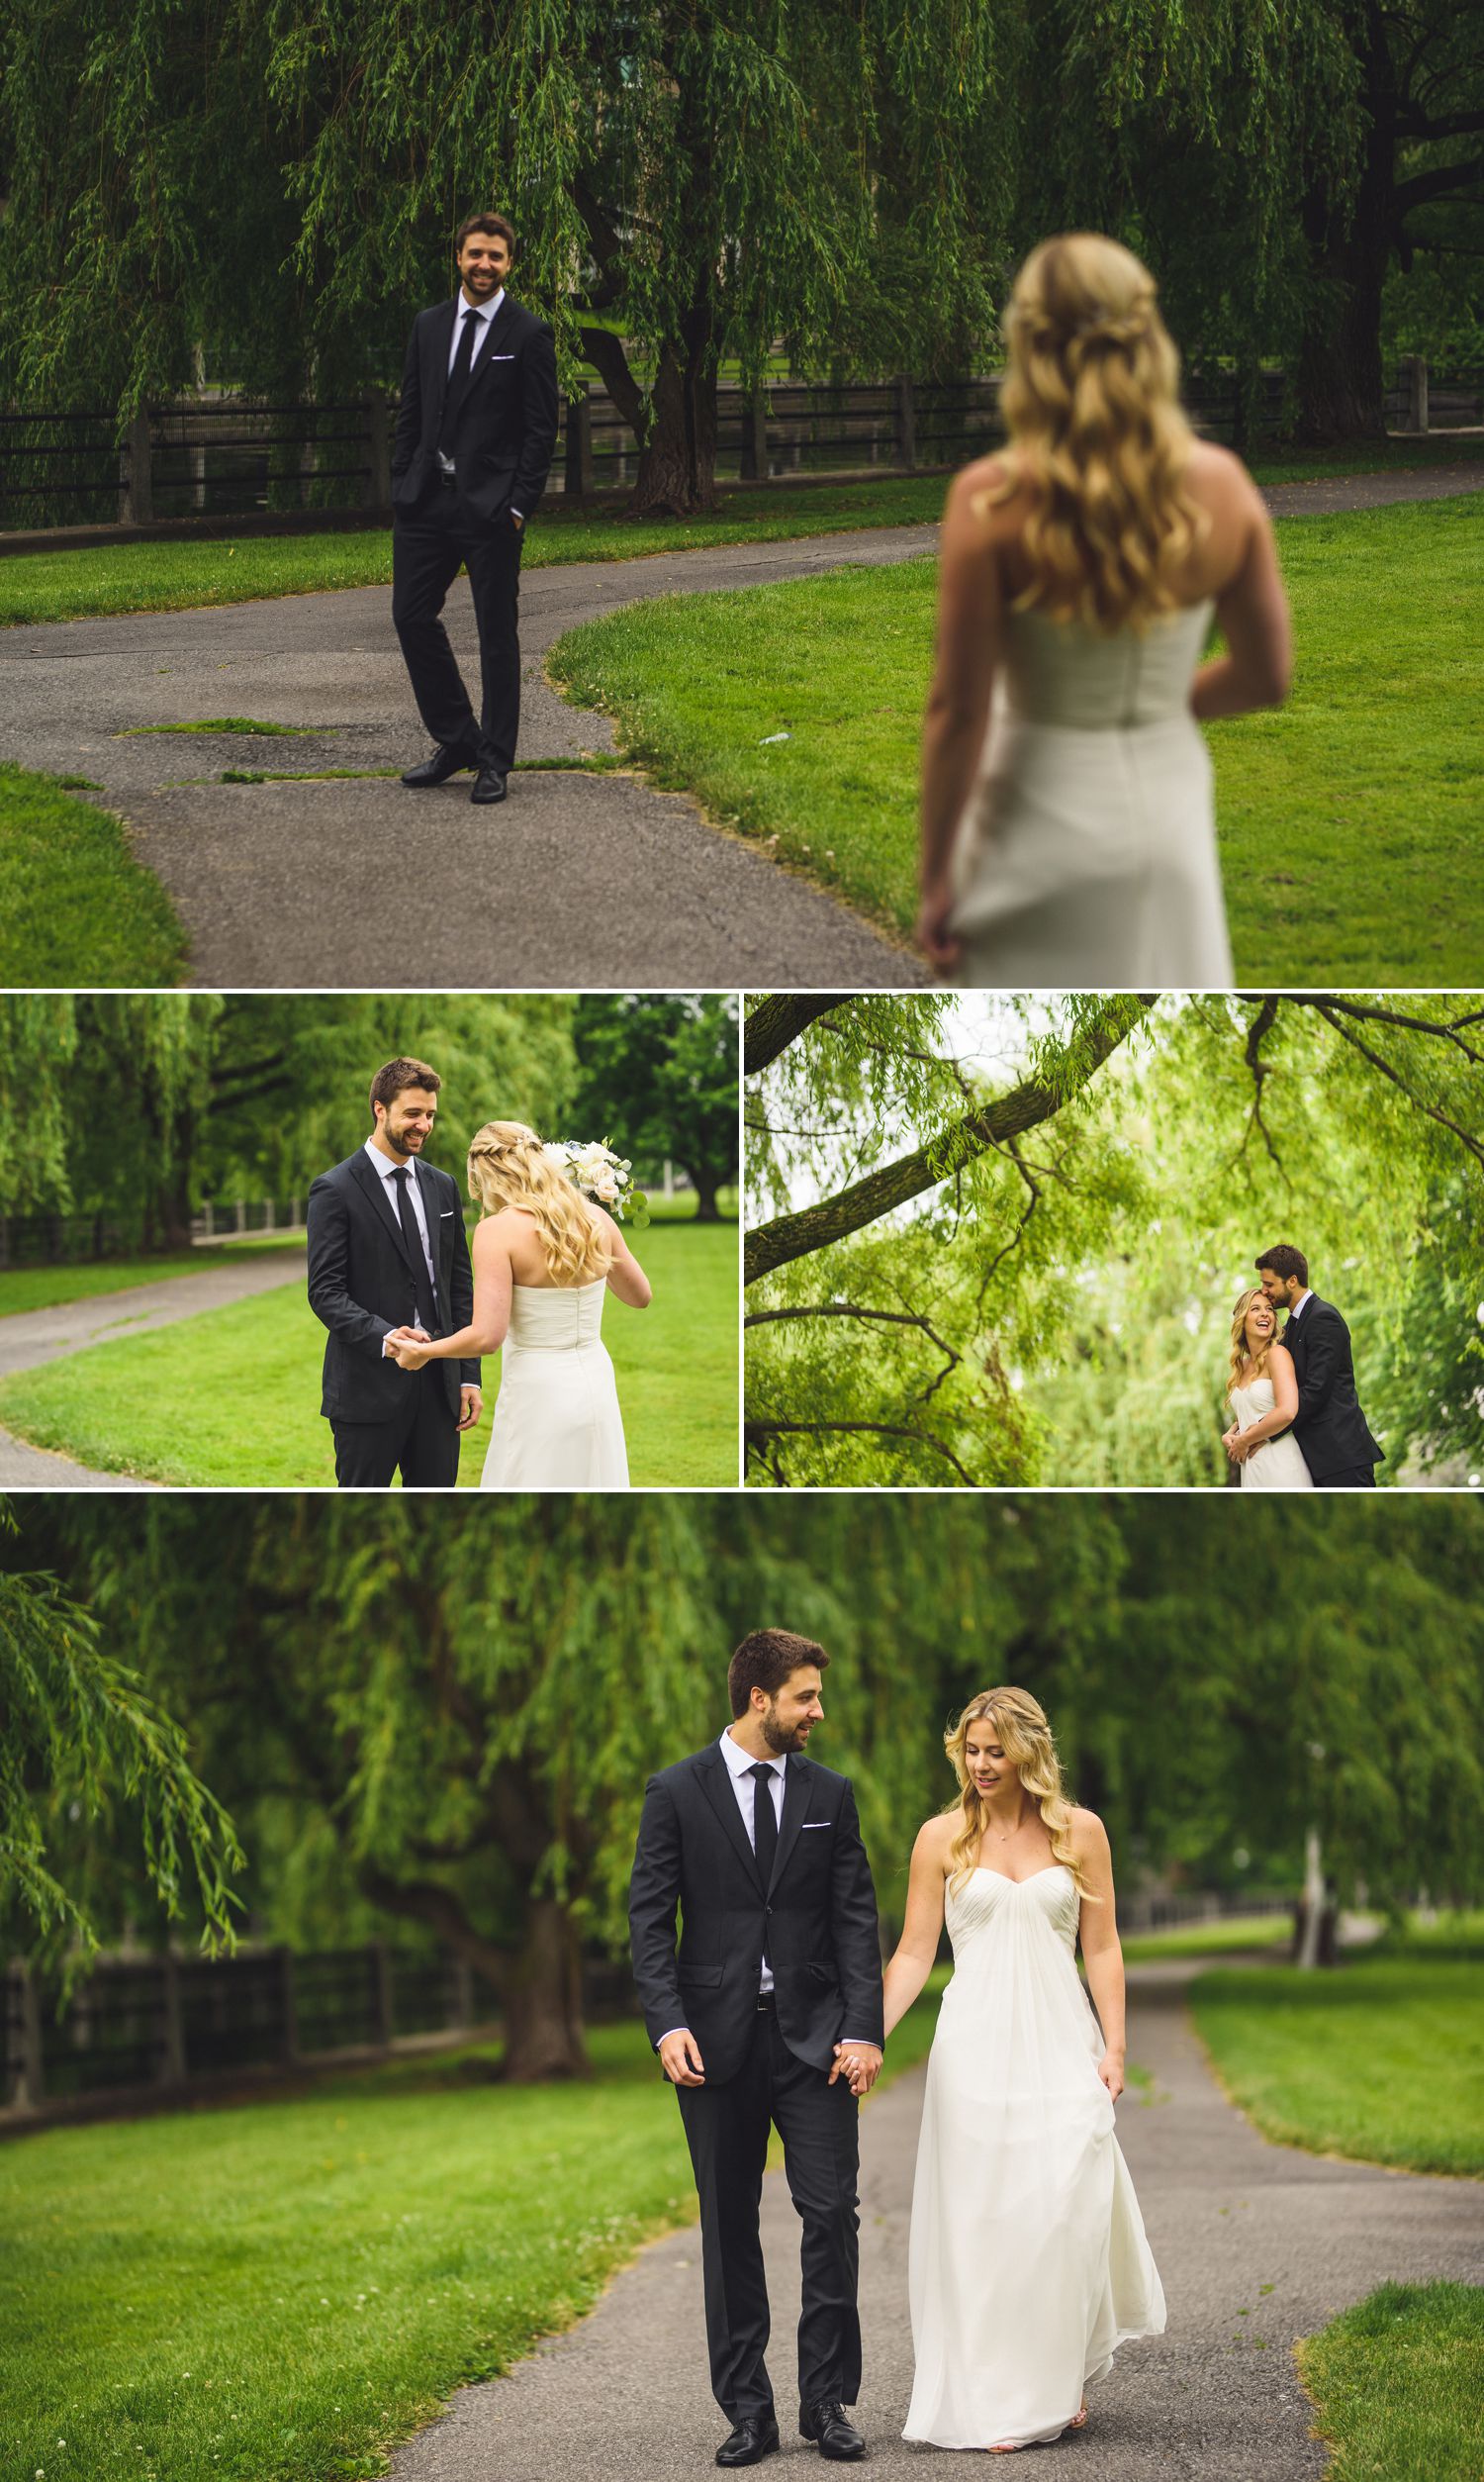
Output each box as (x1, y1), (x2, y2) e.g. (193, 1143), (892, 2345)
(452, 1954), (474, 2029)
(564, 389), (594, 498)
(370, 1942), (394, 2047)
(234, 1199), (246, 1234)
(741, 381), (770, 481)
(158, 1952), (186, 2084)
(120, 409), (154, 526)
(893, 374), (917, 470)
(278, 1947), (300, 2066)
(1406, 354), (1430, 434)
(14, 1962), (45, 2110)
(364, 396), (393, 515)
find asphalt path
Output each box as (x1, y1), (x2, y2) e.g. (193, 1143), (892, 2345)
(0, 1244), (306, 1486)
(4, 462), (1477, 993)
(388, 1960), (1484, 2482)
(1, 530), (939, 991)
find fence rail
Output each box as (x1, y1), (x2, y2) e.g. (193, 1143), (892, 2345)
(2, 359), (1473, 536)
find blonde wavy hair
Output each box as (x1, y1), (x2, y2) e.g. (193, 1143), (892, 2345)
(983, 232), (1206, 633)
(1227, 1286), (1278, 1399)
(943, 1685), (1095, 1900)
(465, 1120), (611, 1286)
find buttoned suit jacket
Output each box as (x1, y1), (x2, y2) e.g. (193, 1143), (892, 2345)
(1283, 1294), (1383, 1480)
(391, 293), (559, 530)
(306, 1150), (479, 1426)
(629, 1742), (884, 2087)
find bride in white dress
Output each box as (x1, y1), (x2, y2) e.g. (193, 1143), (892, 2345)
(917, 232), (1293, 987)
(880, 1685), (1164, 2452)
(386, 1120), (650, 1489)
(1221, 1285), (1314, 1490)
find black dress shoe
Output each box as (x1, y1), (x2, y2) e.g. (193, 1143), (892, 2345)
(400, 744), (476, 787)
(716, 2415), (780, 2467)
(470, 767), (508, 804)
(799, 2401), (865, 2460)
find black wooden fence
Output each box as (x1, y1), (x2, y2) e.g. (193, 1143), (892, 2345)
(2, 1942), (638, 2123)
(2, 358), (1474, 535)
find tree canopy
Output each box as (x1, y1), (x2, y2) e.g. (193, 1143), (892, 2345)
(8, 1495), (1481, 2072)
(0, 993), (727, 1252)
(745, 994), (1484, 1486)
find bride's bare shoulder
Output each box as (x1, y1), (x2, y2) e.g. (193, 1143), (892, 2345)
(943, 452), (1022, 532)
(1067, 1804), (1110, 1854)
(914, 1813), (956, 1864)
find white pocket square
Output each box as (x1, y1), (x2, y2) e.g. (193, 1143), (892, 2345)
(800, 1820), (832, 1830)
(488, 352), (515, 361)
(439, 1208), (454, 1217)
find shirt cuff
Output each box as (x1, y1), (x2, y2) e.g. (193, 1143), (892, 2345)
(657, 2027), (689, 2046)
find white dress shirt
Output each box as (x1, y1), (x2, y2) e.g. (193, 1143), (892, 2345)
(720, 1728), (786, 1995)
(362, 1136), (436, 1292)
(1287, 1289), (1313, 1323)
(447, 287), (525, 521)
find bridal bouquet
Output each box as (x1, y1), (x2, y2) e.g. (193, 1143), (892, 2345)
(544, 1138), (650, 1227)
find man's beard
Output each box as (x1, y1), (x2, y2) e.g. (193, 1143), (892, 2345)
(761, 1710), (807, 1756)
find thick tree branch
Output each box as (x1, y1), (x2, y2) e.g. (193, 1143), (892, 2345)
(744, 994), (854, 1076)
(744, 1000), (1148, 1283)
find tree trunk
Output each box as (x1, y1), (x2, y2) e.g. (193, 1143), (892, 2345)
(1295, 32), (1395, 442)
(627, 308), (720, 516)
(690, 1165), (721, 1222)
(501, 1895), (591, 2082)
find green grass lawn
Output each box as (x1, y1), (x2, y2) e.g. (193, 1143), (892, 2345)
(1189, 1940), (1484, 2177)
(0, 1219), (738, 1486)
(0, 1970), (946, 2482)
(2, 439), (1477, 628)
(0, 764), (187, 985)
(1120, 1911), (1291, 1963)
(547, 491), (1484, 984)
(1298, 2282), (1484, 2482)
(0, 1242), (308, 1319)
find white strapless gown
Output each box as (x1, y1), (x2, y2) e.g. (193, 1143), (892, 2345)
(479, 1280), (628, 1490)
(903, 1864), (1165, 2449)
(948, 599), (1232, 986)
(1230, 1377), (1314, 1490)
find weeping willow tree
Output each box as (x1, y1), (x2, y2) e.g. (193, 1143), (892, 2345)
(0, 0), (1014, 512)
(745, 993), (1484, 1487)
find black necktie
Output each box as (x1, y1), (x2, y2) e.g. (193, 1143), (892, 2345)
(390, 1166), (438, 1332)
(439, 305), (483, 446)
(749, 1762), (779, 1892)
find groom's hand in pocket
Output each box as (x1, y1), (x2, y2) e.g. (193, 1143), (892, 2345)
(659, 2029), (706, 2086)
(457, 1384), (483, 1432)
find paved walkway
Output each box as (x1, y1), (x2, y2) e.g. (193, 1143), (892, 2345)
(389, 1963), (1484, 2482)
(0, 1245), (306, 1486)
(7, 459), (1477, 993)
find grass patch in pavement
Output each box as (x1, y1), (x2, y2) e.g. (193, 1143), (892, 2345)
(1299, 2282), (1484, 2482)
(0, 1216), (738, 1487)
(118, 716), (318, 736)
(1189, 1928), (1484, 2175)
(0, 1962), (944, 2482)
(0, 763), (187, 987)
(2, 439), (1479, 626)
(547, 491), (1484, 985)
(0, 1242), (307, 1319)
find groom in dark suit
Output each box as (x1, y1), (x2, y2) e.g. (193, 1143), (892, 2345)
(1255, 1243), (1384, 1486)
(630, 1630), (883, 2468)
(391, 212), (560, 806)
(306, 1057), (481, 1488)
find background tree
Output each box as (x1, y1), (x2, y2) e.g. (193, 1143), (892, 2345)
(572, 994), (738, 1220)
(745, 994), (1484, 1486)
(0, 1507), (241, 1976)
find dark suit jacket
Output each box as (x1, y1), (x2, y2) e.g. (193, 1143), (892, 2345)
(306, 1149), (479, 1426)
(391, 292), (559, 528)
(629, 1741), (883, 2086)
(1284, 1294), (1383, 1480)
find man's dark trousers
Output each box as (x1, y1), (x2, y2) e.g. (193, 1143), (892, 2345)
(330, 1363), (461, 1488)
(678, 1998), (862, 2426)
(392, 496), (524, 774)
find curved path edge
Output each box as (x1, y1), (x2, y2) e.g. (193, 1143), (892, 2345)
(388, 1960), (1484, 2482)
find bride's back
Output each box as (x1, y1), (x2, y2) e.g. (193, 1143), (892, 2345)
(488, 1202), (612, 1290)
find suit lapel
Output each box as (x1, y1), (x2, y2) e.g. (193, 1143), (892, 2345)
(769, 1754), (811, 1897)
(468, 292), (517, 386)
(348, 1147), (416, 1278)
(696, 1745), (766, 1892)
